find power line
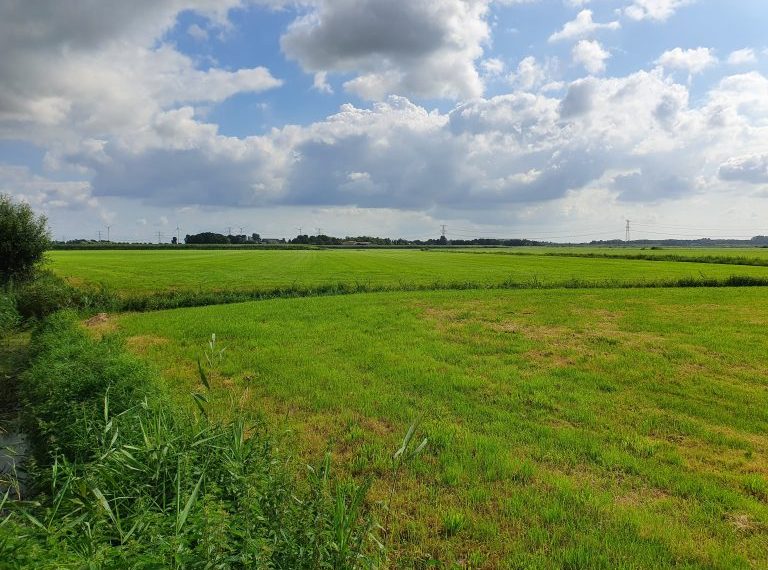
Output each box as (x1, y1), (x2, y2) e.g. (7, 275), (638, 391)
(625, 219), (631, 243)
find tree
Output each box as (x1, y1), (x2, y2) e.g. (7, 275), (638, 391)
(185, 232), (229, 244)
(0, 194), (50, 283)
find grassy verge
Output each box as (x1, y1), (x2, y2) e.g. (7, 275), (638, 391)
(0, 311), (381, 568)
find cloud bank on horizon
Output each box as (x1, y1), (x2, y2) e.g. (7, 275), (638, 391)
(1, 0), (768, 241)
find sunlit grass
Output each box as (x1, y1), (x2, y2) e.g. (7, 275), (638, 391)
(116, 287), (768, 567)
(48, 248), (768, 296)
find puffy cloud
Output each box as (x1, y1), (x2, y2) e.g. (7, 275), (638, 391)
(0, 1), (281, 144)
(727, 48), (757, 66)
(280, 0), (490, 100)
(548, 9), (620, 43)
(481, 58), (506, 77)
(624, 0), (695, 22)
(572, 40), (611, 74)
(3, 0), (768, 235)
(507, 56), (562, 91)
(719, 154), (768, 184)
(70, 66), (768, 213)
(0, 164), (97, 214)
(655, 47), (716, 75)
(312, 71), (334, 94)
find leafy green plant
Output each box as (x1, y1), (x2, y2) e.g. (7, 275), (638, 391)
(0, 194), (50, 283)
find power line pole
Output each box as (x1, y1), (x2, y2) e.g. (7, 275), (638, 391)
(316, 227), (322, 235)
(157, 231), (163, 244)
(296, 226), (302, 236)
(441, 224), (447, 239)
(625, 219), (631, 242)
(106, 225), (111, 242)
(97, 230), (102, 241)
(226, 226), (232, 236)
(175, 225), (181, 244)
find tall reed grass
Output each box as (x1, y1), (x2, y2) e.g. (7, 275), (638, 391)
(1, 311), (382, 568)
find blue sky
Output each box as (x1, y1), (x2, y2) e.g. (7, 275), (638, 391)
(1, 0), (768, 242)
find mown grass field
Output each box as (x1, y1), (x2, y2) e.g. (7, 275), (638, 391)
(112, 286), (768, 568)
(455, 247), (768, 259)
(49, 248), (768, 296)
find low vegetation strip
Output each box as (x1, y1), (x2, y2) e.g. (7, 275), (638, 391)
(1, 311), (380, 568)
(99, 274), (768, 312)
(13, 269), (768, 316)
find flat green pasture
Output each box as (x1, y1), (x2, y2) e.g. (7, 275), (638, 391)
(115, 287), (768, 568)
(49, 249), (768, 295)
(454, 246), (768, 259)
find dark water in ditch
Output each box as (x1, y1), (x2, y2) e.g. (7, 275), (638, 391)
(0, 411), (28, 499)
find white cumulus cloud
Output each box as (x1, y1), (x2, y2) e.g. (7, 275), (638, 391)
(549, 9), (620, 43)
(572, 40), (611, 74)
(624, 0), (695, 22)
(656, 47), (716, 75)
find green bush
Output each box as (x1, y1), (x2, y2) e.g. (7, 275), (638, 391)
(0, 193), (50, 283)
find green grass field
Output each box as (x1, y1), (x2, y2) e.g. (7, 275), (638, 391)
(113, 286), (768, 568)
(455, 247), (768, 259)
(48, 248), (768, 296)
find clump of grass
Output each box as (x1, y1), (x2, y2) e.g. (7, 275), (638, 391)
(442, 511), (466, 537)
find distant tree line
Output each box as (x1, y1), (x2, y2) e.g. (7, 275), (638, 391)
(289, 234), (411, 245)
(591, 236), (768, 247)
(185, 232), (261, 244)
(50, 231), (768, 248)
